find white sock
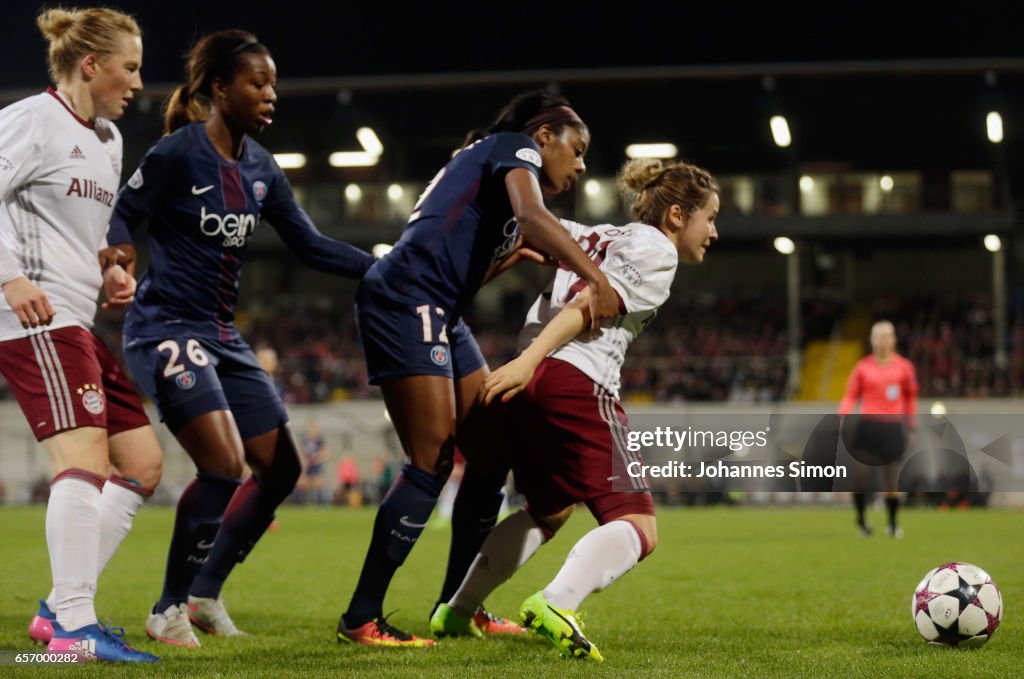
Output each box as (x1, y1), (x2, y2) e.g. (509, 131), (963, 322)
(47, 476), (102, 631)
(543, 520), (642, 611)
(449, 510), (546, 617)
(46, 480), (147, 610)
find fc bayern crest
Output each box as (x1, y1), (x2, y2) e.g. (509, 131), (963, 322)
(81, 388), (105, 415)
(176, 370), (197, 390)
(252, 180), (268, 202)
(430, 345), (450, 367)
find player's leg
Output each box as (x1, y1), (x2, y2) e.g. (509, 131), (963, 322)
(3, 327), (159, 662)
(441, 506), (572, 628)
(338, 374), (454, 646)
(521, 497), (656, 664)
(122, 337), (243, 645)
(437, 324), (520, 631)
(91, 331), (164, 589)
(518, 369), (647, 661)
(187, 419), (298, 637)
(40, 427), (109, 634)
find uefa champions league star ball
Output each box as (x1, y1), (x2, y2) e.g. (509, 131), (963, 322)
(912, 562), (1002, 647)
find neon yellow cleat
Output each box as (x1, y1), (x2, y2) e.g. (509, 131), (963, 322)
(429, 603), (482, 638)
(518, 592), (603, 662)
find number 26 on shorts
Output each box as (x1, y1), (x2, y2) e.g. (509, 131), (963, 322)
(157, 338), (211, 378)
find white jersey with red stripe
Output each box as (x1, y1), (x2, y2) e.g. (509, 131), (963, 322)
(0, 89), (123, 341)
(518, 220), (678, 399)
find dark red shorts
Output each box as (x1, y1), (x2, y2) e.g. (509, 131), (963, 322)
(0, 326), (150, 441)
(490, 358), (654, 522)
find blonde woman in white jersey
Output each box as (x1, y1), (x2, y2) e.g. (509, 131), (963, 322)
(0, 7), (160, 663)
(431, 158), (719, 661)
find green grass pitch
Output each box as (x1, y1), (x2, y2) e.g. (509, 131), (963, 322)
(0, 504), (1020, 677)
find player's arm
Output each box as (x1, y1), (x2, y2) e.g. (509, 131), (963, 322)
(105, 144), (175, 276)
(265, 170), (375, 277)
(0, 107), (52, 327)
(269, 205), (375, 277)
(481, 288), (592, 405)
(504, 168), (617, 329)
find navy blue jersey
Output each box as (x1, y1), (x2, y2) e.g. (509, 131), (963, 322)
(373, 132), (542, 316)
(109, 122), (374, 341)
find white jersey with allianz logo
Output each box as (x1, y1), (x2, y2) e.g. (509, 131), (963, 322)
(518, 219), (678, 399)
(0, 90), (122, 341)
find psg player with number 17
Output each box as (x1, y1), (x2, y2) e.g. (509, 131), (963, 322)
(106, 30), (375, 647)
(337, 91), (620, 647)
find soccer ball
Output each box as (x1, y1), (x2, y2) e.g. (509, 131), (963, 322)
(912, 562), (1002, 647)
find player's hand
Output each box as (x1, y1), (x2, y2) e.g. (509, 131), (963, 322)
(587, 276), (619, 330)
(98, 244), (137, 279)
(1, 276), (55, 328)
(101, 265), (136, 310)
(481, 358), (536, 405)
(516, 244), (557, 266)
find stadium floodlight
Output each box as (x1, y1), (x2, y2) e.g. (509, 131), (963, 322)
(372, 243), (394, 259)
(799, 176), (814, 192)
(330, 127), (384, 167)
(773, 236), (796, 255)
(584, 179), (601, 197)
(987, 112), (1004, 144)
(330, 152), (378, 168)
(387, 184), (404, 201)
(344, 183), (362, 202)
(984, 234), (1002, 253)
(770, 115), (792, 147)
(273, 153), (307, 169)
(625, 143), (677, 159)
(356, 127), (384, 156)
(880, 175), (894, 192)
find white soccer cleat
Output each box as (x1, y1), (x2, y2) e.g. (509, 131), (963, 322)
(146, 603), (200, 648)
(187, 596), (246, 637)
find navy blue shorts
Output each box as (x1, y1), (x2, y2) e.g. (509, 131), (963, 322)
(356, 272), (486, 384)
(123, 334), (287, 440)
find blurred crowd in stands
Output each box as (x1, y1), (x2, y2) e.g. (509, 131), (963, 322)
(2, 291), (1021, 404)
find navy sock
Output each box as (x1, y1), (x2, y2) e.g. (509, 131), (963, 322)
(155, 472), (240, 613)
(191, 474), (292, 599)
(343, 464), (443, 627)
(438, 467), (506, 605)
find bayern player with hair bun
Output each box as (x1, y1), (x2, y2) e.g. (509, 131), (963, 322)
(337, 90), (621, 647)
(431, 158), (720, 661)
(0, 6), (160, 663)
(106, 29), (374, 647)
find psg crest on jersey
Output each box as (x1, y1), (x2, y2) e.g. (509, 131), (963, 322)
(252, 180), (268, 202)
(430, 345), (450, 367)
(175, 370), (197, 390)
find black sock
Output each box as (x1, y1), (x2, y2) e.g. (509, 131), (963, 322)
(343, 464), (442, 628)
(437, 467), (507, 606)
(191, 473), (294, 599)
(155, 472), (240, 613)
(885, 496), (899, 529)
(853, 493), (869, 527)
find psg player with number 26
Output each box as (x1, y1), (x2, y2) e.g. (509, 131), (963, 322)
(106, 30), (374, 647)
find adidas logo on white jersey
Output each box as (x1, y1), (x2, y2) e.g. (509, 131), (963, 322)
(69, 146), (86, 160)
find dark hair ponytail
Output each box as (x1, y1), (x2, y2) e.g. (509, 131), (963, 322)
(162, 29), (271, 135)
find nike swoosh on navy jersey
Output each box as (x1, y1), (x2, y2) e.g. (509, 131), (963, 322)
(191, 185), (214, 195)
